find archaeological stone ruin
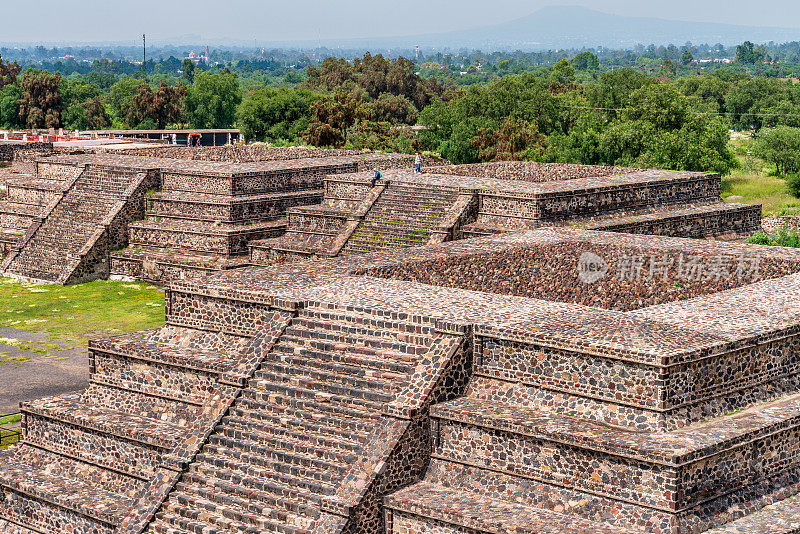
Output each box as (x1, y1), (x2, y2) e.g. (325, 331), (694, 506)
(2, 143), (800, 534)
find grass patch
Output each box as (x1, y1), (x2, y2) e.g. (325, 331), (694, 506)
(748, 227), (800, 248)
(723, 139), (800, 215)
(0, 413), (21, 450)
(0, 413), (20, 425)
(0, 278), (165, 344)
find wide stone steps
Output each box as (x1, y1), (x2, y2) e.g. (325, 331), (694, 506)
(345, 234), (428, 248)
(177, 477), (316, 528)
(2, 165), (141, 283)
(254, 360), (400, 399)
(235, 392), (381, 434)
(386, 482), (636, 534)
(22, 393), (184, 478)
(302, 306), (437, 333)
(355, 220), (440, 235)
(0, 444), (141, 530)
(207, 432), (357, 473)
(216, 414), (367, 455)
(224, 406), (373, 446)
(201, 435), (348, 479)
(144, 307), (433, 533)
(249, 374), (392, 411)
(181, 470), (322, 520)
(192, 460), (336, 504)
(196, 449), (338, 495)
(340, 183), (458, 254)
(283, 324), (431, 356)
(269, 344), (413, 380)
(160, 489), (309, 534)
(201, 442), (346, 480)
(221, 416), (367, 450)
(276, 331), (419, 362)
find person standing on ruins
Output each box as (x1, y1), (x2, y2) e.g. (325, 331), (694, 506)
(371, 170), (382, 187)
(414, 153), (422, 173)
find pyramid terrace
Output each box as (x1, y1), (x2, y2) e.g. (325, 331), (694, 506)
(1, 146), (799, 533)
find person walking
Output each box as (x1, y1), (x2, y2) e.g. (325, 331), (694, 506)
(414, 153), (422, 173)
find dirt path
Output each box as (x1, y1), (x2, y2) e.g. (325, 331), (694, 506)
(0, 326), (88, 414)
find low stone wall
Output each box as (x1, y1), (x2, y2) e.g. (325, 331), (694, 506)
(429, 161), (635, 183)
(147, 191), (322, 222)
(595, 203), (763, 239)
(36, 161), (84, 182)
(113, 145), (367, 162)
(161, 164), (358, 195)
(762, 215), (800, 233)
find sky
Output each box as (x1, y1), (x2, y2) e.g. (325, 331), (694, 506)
(2, 0), (799, 44)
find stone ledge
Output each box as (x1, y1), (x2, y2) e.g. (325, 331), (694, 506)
(385, 482), (635, 534)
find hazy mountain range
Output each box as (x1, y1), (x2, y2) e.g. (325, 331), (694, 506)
(296, 6), (800, 51)
(5, 6), (800, 52)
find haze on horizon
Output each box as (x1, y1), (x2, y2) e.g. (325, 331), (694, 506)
(2, 0), (799, 45)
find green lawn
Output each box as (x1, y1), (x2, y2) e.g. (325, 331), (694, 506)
(0, 413), (21, 450)
(0, 278), (165, 346)
(722, 140), (800, 216)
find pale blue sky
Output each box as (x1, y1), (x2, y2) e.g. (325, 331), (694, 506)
(2, 0), (798, 44)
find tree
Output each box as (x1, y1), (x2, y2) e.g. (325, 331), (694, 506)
(304, 87), (373, 147)
(472, 118), (546, 161)
(755, 126), (800, 175)
(373, 93), (418, 125)
(659, 60), (677, 79)
(17, 69), (63, 129)
(736, 41), (764, 64)
(82, 96), (111, 129)
(0, 84), (21, 128)
(550, 59), (576, 85)
(181, 59), (195, 84)
(0, 54), (21, 89)
(130, 82), (187, 129)
(237, 87), (318, 143)
(306, 57), (355, 91)
(681, 50), (694, 65)
(185, 71), (241, 128)
(108, 76), (144, 127)
(571, 51), (599, 71)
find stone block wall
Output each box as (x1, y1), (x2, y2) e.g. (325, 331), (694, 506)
(762, 215), (800, 234)
(428, 161), (634, 183)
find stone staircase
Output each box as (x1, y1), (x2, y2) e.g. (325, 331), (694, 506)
(341, 183), (460, 255)
(0, 169), (68, 259)
(148, 303), (468, 533)
(0, 321), (264, 533)
(1, 164), (155, 284)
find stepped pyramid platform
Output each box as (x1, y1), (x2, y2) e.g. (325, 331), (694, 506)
(0, 158), (85, 260)
(0, 159), (156, 283)
(4, 229), (800, 531)
(249, 162), (762, 266)
(101, 151), (420, 284)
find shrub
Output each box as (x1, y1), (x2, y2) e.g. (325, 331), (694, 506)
(787, 173), (800, 198)
(748, 226), (800, 248)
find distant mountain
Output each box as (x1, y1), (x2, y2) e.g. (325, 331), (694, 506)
(279, 6), (800, 52)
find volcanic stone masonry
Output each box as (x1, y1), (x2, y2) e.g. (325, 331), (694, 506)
(0, 147), (423, 284)
(248, 162), (762, 266)
(6, 225), (800, 533)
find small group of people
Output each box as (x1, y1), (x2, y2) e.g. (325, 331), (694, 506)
(371, 153), (422, 187)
